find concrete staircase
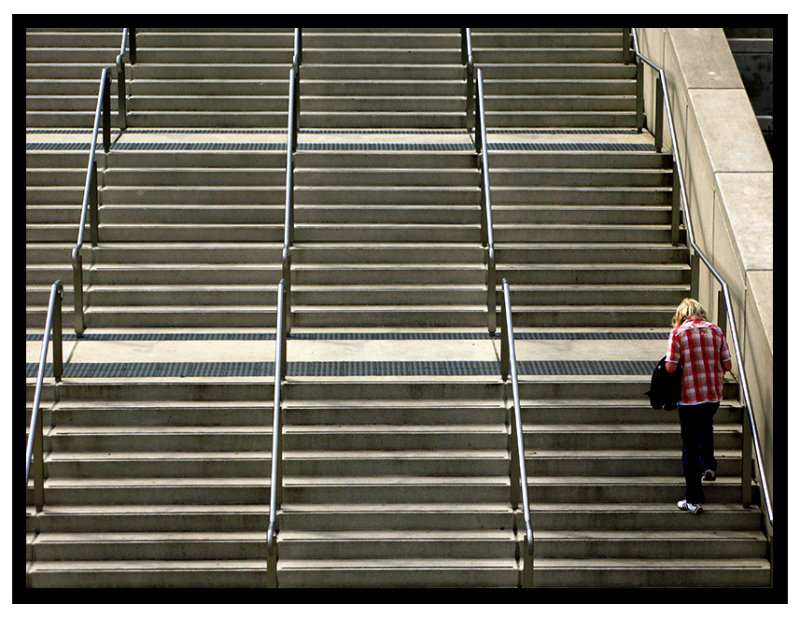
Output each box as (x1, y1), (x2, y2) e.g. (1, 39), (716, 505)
(292, 149), (485, 327)
(26, 379), (274, 587)
(491, 149), (688, 327)
(516, 373), (768, 586)
(300, 28), (465, 128)
(278, 377), (517, 587)
(26, 28), (120, 330)
(471, 28), (636, 128)
(127, 28), (293, 128)
(26, 28), (121, 129)
(26, 150), (89, 329)
(85, 148), (285, 328)
(25, 26), (771, 588)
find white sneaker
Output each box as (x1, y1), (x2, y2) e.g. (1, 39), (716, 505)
(702, 469), (716, 481)
(677, 499), (703, 514)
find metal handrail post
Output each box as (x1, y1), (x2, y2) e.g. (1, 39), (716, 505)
(670, 169), (681, 245)
(508, 406), (521, 509)
(741, 410), (754, 506)
(72, 253), (84, 335)
(102, 69), (111, 153)
(117, 28), (130, 130)
(487, 253), (496, 333)
(26, 281), (64, 512)
(635, 59), (644, 133)
(689, 252), (699, 299)
(716, 289), (728, 337)
(463, 28), (475, 131)
(89, 160), (99, 247)
(654, 73), (664, 152)
(52, 286), (63, 381)
(293, 28), (302, 70)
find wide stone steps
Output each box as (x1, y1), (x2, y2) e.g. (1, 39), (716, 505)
(496, 244), (687, 263)
(493, 224), (681, 243)
(26, 95), (121, 112)
(46, 425), (274, 452)
(27, 223), (284, 243)
(526, 558), (769, 587)
(128, 96), (289, 112)
(485, 110), (637, 128)
(27, 477), (271, 505)
(135, 32), (294, 47)
(484, 95), (635, 112)
(131, 79), (290, 95)
(300, 110), (465, 129)
(483, 78), (633, 95)
(134, 49), (292, 64)
(25, 31), (123, 47)
(474, 32), (623, 47)
(27, 501), (761, 534)
(130, 63), (292, 79)
(125, 111), (288, 128)
(302, 80), (465, 96)
(47, 402), (274, 427)
(83, 306), (277, 328)
(26, 111), (125, 129)
(44, 452), (272, 478)
(290, 306), (486, 328)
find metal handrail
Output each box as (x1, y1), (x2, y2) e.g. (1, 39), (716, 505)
(115, 28), (136, 129)
(293, 27), (302, 71)
(474, 68), (497, 333)
(281, 29), (301, 335)
(26, 280), (64, 512)
(630, 29), (773, 529)
(461, 28), (475, 130)
(71, 68), (112, 336)
(266, 279), (288, 588)
(267, 30), (302, 587)
(498, 278), (533, 588)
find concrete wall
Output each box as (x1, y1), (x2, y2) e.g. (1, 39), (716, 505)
(636, 28), (774, 509)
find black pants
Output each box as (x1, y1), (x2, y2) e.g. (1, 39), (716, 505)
(678, 401), (720, 504)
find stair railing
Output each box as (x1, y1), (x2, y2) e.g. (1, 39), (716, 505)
(71, 67), (113, 336)
(281, 28), (301, 335)
(267, 278), (288, 588)
(26, 280), (64, 513)
(268, 29), (302, 587)
(498, 278), (533, 588)
(115, 28), (136, 130)
(461, 28), (475, 130)
(474, 67), (498, 333)
(628, 27), (773, 557)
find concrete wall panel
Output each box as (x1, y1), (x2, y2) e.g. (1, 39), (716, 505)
(688, 89), (772, 173)
(684, 101), (715, 255)
(666, 28), (745, 89)
(715, 172), (773, 272)
(744, 270), (773, 508)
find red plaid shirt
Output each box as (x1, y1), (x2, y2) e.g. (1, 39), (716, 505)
(666, 316), (732, 405)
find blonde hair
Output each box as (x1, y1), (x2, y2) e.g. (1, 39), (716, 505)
(672, 298), (707, 328)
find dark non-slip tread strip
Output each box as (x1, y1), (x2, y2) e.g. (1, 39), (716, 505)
(26, 128), (638, 135)
(26, 331), (667, 342)
(26, 142), (653, 152)
(27, 359), (656, 378)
